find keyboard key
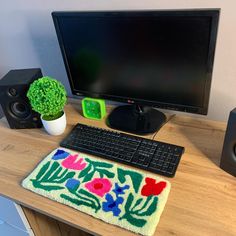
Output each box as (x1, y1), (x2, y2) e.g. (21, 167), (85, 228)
(60, 123), (184, 177)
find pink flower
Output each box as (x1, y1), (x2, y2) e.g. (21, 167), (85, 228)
(62, 154), (86, 170)
(85, 178), (112, 197)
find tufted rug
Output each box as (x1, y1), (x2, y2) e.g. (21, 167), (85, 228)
(22, 148), (171, 236)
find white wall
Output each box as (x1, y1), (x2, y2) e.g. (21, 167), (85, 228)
(0, 0), (235, 121)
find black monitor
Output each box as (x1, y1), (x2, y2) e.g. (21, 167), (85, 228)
(52, 9), (219, 134)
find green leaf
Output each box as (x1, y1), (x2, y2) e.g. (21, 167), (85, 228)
(82, 171), (95, 183)
(79, 189), (101, 211)
(41, 162), (60, 181)
(42, 111), (64, 121)
(85, 158), (113, 168)
(61, 188), (101, 212)
(123, 215), (146, 228)
(49, 166), (63, 180)
(56, 171), (75, 183)
(117, 168), (143, 193)
(136, 197), (158, 217)
(96, 168), (115, 178)
(35, 161), (50, 181)
(79, 160), (115, 182)
(131, 198), (143, 211)
(56, 169), (68, 180)
(133, 196), (152, 213)
(31, 179), (64, 191)
(61, 194), (97, 210)
(33, 161), (75, 185)
(78, 164), (91, 179)
(120, 193), (147, 228)
(125, 193), (134, 212)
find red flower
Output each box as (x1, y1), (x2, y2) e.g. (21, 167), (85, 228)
(141, 177), (167, 197)
(85, 178), (112, 197)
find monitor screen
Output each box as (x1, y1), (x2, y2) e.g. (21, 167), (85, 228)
(52, 10), (219, 114)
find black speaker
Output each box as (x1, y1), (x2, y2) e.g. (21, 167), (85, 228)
(0, 68), (43, 129)
(220, 108), (236, 177)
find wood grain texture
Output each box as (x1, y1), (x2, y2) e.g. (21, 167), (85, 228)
(0, 99), (235, 236)
(22, 206), (91, 236)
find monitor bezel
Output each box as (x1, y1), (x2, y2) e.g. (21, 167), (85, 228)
(52, 9), (220, 115)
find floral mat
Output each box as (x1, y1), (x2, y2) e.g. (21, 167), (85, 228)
(22, 148), (171, 236)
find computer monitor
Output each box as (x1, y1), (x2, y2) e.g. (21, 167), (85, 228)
(52, 9), (219, 134)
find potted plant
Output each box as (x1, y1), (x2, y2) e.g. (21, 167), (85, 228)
(27, 76), (67, 135)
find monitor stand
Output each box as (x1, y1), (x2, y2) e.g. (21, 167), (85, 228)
(106, 104), (167, 135)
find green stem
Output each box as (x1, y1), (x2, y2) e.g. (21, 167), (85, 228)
(132, 196), (152, 214)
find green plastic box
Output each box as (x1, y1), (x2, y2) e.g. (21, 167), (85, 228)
(82, 97), (106, 120)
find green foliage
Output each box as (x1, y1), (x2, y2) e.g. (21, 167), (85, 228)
(61, 187), (101, 213)
(27, 76), (67, 119)
(31, 161), (75, 191)
(117, 168), (143, 193)
(78, 158), (115, 182)
(119, 193), (158, 227)
(42, 111), (64, 121)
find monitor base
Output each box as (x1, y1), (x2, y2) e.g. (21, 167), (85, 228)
(106, 105), (167, 135)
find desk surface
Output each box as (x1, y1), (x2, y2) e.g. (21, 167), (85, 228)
(0, 101), (235, 236)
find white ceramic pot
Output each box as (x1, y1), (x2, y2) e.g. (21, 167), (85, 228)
(41, 111), (66, 136)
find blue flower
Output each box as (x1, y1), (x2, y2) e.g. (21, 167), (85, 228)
(102, 193), (123, 216)
(113, 183), (130, 196)
(52, 149), (69, 160)
(65, 178), (80, 191)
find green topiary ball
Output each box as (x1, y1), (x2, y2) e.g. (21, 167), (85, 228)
(27, 76), (67, 120)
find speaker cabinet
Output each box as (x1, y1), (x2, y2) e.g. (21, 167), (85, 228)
(0, 68), (43, 129)
(220, 108), (236, 177)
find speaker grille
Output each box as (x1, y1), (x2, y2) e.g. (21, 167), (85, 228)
(9, 102), (31, 119)
(0, 68), (43, 129)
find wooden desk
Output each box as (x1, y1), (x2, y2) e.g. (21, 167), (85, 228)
(0, 101), (235, 236)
